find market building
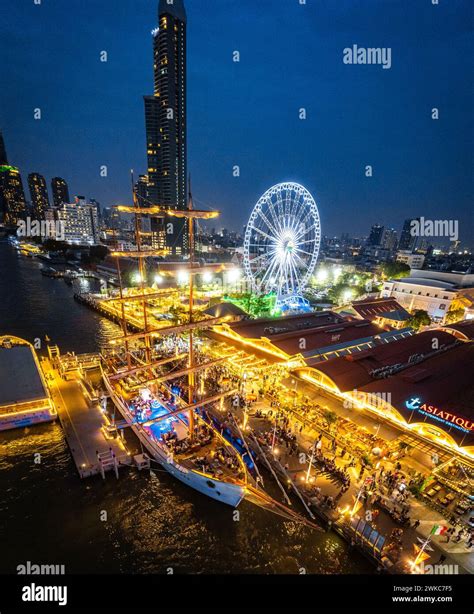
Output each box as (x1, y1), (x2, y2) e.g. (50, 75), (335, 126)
(211, 311), (413, 366)
(293, 328), (474, 457)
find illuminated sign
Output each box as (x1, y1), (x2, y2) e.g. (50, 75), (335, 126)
(405, 397), (474, 434)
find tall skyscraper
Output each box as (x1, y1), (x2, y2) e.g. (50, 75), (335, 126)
(134, 174), (149, 207)
(28, 173), (50, 220)
(381, 228), (398, 251)
(0, 131), (7, 166)
(144, 0), (187, 255)
(367, 224), (385, 246)
(399, 217), (420, 251)
(0, 131), (26, 226)
(51, 177), (70, 208)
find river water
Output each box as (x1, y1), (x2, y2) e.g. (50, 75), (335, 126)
(0, 240), (371, 574)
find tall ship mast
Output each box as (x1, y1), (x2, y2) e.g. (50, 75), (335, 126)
(100, 177), (252, 506)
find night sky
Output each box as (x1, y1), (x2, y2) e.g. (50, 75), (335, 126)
(1, 0), (472, 243)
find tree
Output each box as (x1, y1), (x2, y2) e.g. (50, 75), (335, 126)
(445, 307), (465, 324)
(380, 261), (410, 280)
(407, 309), (431, 330)
(323, 408), (338, 432)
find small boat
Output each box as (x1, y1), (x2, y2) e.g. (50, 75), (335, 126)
(63, 270), (80, 285)
(41, 267), (63, 278)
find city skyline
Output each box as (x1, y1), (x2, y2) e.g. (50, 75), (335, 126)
(0, 0), (472, 243)
(1, 1), (473, 601)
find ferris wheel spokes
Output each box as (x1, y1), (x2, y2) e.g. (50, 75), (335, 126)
(243, 182), (321, 308)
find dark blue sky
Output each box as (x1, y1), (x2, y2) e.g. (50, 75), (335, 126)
(1, 0), (472, 243)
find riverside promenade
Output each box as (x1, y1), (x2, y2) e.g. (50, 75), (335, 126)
(224, 396), (473, 574)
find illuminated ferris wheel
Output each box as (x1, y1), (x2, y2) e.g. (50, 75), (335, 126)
(243, 182), (321, 308)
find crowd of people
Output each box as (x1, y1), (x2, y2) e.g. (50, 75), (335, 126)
(193, 445), (243, 479)
(163, 424), (213, 456)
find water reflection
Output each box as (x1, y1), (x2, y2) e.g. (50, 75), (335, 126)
(0, 241), (372, 574)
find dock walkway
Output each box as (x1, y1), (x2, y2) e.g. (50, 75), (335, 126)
(43, 359), (131, 478)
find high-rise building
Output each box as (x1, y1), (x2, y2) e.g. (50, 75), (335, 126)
(0, 131), (26, 227)
(381, 228), (398, 251)
(28, 173), (49, 220)
(399, 217), (420, 252)
(144, 0), (187, 255)
(51, 177), (70, 208)
(134, 174), (149, 207)
(0, 131), (7, 166)
(367, 224), (385, 247)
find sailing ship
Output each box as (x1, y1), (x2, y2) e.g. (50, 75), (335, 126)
(100, 178), (253, 506)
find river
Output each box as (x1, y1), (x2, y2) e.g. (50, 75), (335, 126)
(0, 240), (371, 574)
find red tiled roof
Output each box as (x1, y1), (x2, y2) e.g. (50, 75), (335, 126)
(440, 320), (474, 340)
(350, 297), (409, 321)
(359, 343), (474, 443)
(308, 330), (457, 393)
(228, 311), (345, 340)
(270, 320), (384, 356)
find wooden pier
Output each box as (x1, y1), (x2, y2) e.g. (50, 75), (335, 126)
(43, 357), (132, 478)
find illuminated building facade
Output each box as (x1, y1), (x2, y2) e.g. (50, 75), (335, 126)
(0, 336), (55, 431)
(28, 172), (49, 220)
(381, 277), (461, 322)
(51, 176), (70, 208)
(294, 328), (474, 457)
(45, 197), (99, 245)
(0, 131), (26, 226)
(144, 0), (187, 255)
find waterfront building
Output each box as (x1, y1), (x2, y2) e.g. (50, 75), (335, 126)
(45, 197), (99, 245)
(51, 177), (70, 208)
(211, 311), (413, 366)
(28, 172), (50, 220)
(144, 0), (187, 255)
(0, 336), (55, 431)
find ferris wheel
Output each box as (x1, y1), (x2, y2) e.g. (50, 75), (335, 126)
(243, 182), (321, 307)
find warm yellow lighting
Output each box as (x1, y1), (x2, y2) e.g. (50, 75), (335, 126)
(177, 270), (189, 285)
(226, 269), (241, 283)
(316, 268), (328, 282)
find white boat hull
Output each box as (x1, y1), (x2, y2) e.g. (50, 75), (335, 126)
(104, 379), (245, 507)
